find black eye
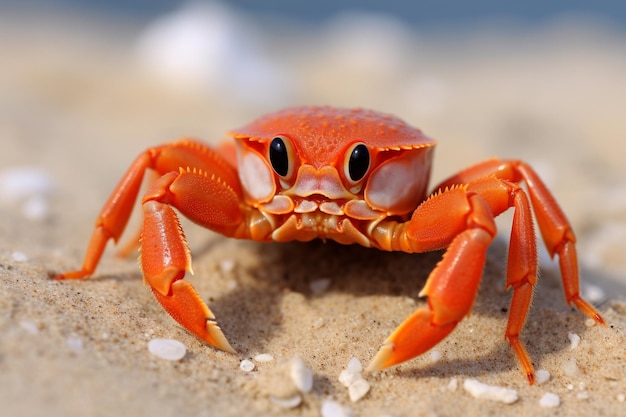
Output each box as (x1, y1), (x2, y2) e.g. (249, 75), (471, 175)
(269, 136), (290, 177)
(346, 143), (370, 182)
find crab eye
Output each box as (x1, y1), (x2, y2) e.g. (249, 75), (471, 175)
(269, 136), (292, 178)
(344, 142), (370, 183)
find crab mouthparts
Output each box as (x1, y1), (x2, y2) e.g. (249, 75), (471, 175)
(290, 165), (354, 201)
(293, 199), (345, 216)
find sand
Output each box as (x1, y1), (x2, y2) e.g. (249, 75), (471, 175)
(1, 7), (624, 417)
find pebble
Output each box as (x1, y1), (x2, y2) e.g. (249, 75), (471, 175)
(290, 357), (314, 393)
(321, 399), (353, 417)
(338, 357), (370, 402)
(430, 350), (442, 363)
(568, 332), (581, 350)
(148, 338), (187, 361)
(463, 379), (518, 404)
(348, 379), (370, 403)
(338, 368), (361, 388)
(240, 359), (255, 372)
(270, 394), (302, 409)
(254, 353), (274, 363)
(535, 369), (551, 385)
(346, 357), (363, 374)
(539, 392), (560, 408)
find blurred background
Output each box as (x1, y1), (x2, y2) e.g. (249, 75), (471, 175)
(1, 0), (625, 280)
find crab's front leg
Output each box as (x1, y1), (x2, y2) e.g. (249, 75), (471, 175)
(138, 170), (244, 352)
(367, 187), (504, 374)
(55, 140), (252, 353)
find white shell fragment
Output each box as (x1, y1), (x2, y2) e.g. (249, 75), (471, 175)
(254, 353), (274, 363)
(348, 379), (370, 403)
(568, 332), (581, 350)
(346, 357), (362, 374)
(430, 350), (442, 363)
(338, 357), (370, 402)
(535, 369), (551, 385)
(148, 338), (187, 361)
(290, 357), (314, 393)
(338, 369), (361, 388)
(539, 392), (561, 408)
(463, 379), (519, 404)
(270, 394), (302, 409)
(321, 399), (353, 417)
(240, 359), (255, 372)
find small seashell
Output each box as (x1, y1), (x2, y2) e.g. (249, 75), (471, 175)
(269, 394), (302, 409)
(321, 399), (352, 417)
(290, 357), (313, 393)
(148, 338), (186, 361)
(430, 350), (442, 363)
(539, 392), (560, 408)
(254, 353), (274, 363)
(568, 332), (581, 350)
(535, 369), (551, 385)
(240, 359), (255, 372)
(348, 379), (370, 402)
(463, 379), (518, 404)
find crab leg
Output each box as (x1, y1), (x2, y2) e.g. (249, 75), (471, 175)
(139, 171), (240, 352)
(368, 187), (498, 372)
(54, 140), (241, 280)
(369, 159), (604, 383)
(54, 140), (244, 352)
(435, 158), (605, 325)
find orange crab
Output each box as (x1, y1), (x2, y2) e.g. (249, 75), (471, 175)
(55, 106), (604, 383)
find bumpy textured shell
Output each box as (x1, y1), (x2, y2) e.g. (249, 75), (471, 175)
(229, 106), (435, 166)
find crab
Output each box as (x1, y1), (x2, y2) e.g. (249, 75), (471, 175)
(55, 106), (604, 383)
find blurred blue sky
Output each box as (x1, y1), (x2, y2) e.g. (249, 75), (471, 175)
(6, 0), (626, 29)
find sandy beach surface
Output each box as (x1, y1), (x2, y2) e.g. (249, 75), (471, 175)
(1, 5), (624, 417)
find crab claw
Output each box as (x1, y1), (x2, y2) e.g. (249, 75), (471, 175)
(366, 308), (456, 372)
(151, 279), (235, 353)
